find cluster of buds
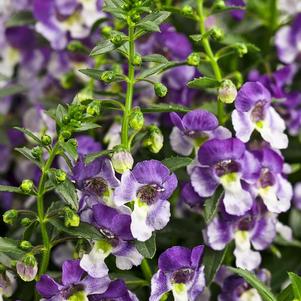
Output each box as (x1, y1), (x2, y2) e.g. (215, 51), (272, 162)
(143, 125), (164, 153)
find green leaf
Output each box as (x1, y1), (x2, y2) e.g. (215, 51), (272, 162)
(162, 156), (193, 172)
(15, 147), (41, 167)
(75, 122), (100, 132)
(137, 62), (178, 79)
(49, 218), (104, 240)
(203, 246), (228, 285)
(277, 285), (294, 301)
(14, 127), (43, 145)
(274, 235), (301, 248)
(0, 237), (25, 259)
(288, 273), (301, 300)
(228, 267), (277, 301)
(136, 20), (160, 33)
(187, 77), (220, 89)
(55, 104), (67, 125)
(141, 103), (191, 113)
(53, 178), (79, 210)
(110, 273), (149, 289)
(6, 11), (35, 27)
(203, 187), (224, 223)
(135, 234), (156, 259)
(60, 140), (78, 161)
(0, 84), (26, 98)
(142, 54), (169, 63)
(190, 34), (203, 42)
(0, 184), (22, 194)
(140, 11), (170, 26)
(79, 69), (126, 82)
(90, 40), (120, 56)
(84, 150), (112, 164)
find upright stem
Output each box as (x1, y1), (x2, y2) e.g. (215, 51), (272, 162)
(196, 0), (224, 123)
(37, 143), (59, 277)
(121, 23), (135, 149)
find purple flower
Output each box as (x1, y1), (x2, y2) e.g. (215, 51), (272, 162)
(169, 109), (231, 156)
(275, 13), (301, 64)
(294, 182), (301, 210)
(232, 81), (288, 149)
(205, 201), (276, 270)
(89, 279), (138, 301)
(191, 138), (258, 216)
(252, 147), (292, 213)
(0, 270), (16, 298)
(80, 203), (143, 277)
(114, 160), (178, 241)
(150, 245), (205, 301)
(36, 259), (110, 300)
(181, 182), (205, 211)
(225, 0), (246, 20)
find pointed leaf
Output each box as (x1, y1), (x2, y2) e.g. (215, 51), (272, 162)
(135, 234), (156, 259)
(141, 103), (191, 113)
(162, 157), (193, 172)
(288, 273), (301, 300)
(187, 77), (220, 89)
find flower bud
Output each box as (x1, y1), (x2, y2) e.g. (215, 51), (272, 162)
(41, 134), (52, 146)
(68, 138), (78, 148)
(67, 40), (86, 53)
(100, 71), (116, 83)
(64, 207), (80, 227)
(55, 169), (67, 183)
(234, 42), (248, 57)
(21, 217), (31, 226)
(218, 79), (237, 104)
(111, 149), (134, 174)
(60, 72), (76, 89)
(213, 0), (225, 9)
(187, 52), (201, 66)
(86, 101), (100, 116)
(129, 107), (144, 131)
(3, 209), (18, 225)
(16, 254), (38, 282)
(133, 54), (142, 66)
(31, 146), (43, 160)
(131, 13), (141, 23)
(20, 179), (34, 194)
(143, 126), (164, 153)
(19, 240), (32, 251)
(182, 4), (193, 15)
(154, 83), (168, 97)
(102, 25), (112, 37)
(76, 86), (93, 102)
(60, 130), (72, 140)
(211, 27), (224, 41)
(110, 32), (124, 46)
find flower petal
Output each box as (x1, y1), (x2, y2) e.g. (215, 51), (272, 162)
(150, 270), (171, 301)
(232, 110), (254, 143)
(170, 127), (194, 156)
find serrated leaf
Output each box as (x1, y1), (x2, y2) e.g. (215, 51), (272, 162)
(14, 127), (43, 145)
(15, 147), (41, 167)
(228, 267), (277, 301)
(54, 178), (78, 210)
(90, 40), (119, 56)
(6, 11), (35, 27)
(0, 84), (26, 98)
(0, 184), (22, 194)
(60, 140), (78, 161)
(0, 237), (25, 259)
(49, 218), (104, 240)
(84, 150), (112, 164)
(288, 273), (301, 300)
(187, 77), (220, 89)
(203, 246), (228, 285)
(203, 187), (224, 223)
(142, 54), (169, 63)
(135, 234), (156, 259)
(162, 157), (193, 172)
(141, 103), (191, 113)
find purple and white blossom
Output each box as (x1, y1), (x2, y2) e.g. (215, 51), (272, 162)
(232, 81), (288, 149)
(114, 160), (177, 241)
(150, 245), (205, 301)
(0, 270), (16, 299)
(169, 109), (231, 156)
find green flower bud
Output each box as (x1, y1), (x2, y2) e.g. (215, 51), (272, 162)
(213, 0), (226, 9)
(61, 130), (72, 140)
(69, 119), (81, 128)
(218, 79), (237, 104)
(3, 209), (18, 225)
(154, 83), (168, 97)
(62, 115), (70, 124)
(187, 52), (201, 66)
(31, 146), (43, 160)
(64, 207), (80, 227)
(19, 240), (32, 251)
(76, 87), (93, 102)
(182, 4), (193, 15)
(129, 107), (144, 131)
(131, 13), (141, 23)
(55, 169), (67, 183)
(143, 126), (164, 154)
(41, 134), (52, 146)
(100, 71), (116, 83)
(21, 217), (31, 226)
(111, 149), (134, 174)
(16, 253), (37, 282)
(60, 72), (76, 89)
(68, 138), (78, 148)
(86, 101), (100, 116)
(20, 179), (34, 194)
(211, 27), (224, 41)
(67, 40), (86, 53)
(110, 32), (125, 46)
(102, 25), (112, 37)
(234, 43), (248, 57)
(133, 54), (142, 66)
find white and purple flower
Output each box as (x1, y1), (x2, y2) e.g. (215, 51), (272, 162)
(169, 109), (231, 156)
(191, 138), (258, 216)
(150, 245), (205, 301)
(114, 160), (178, 241)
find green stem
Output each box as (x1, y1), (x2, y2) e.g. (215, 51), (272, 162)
(121, 23), (135, 149)
(141, 259), (152, 281)
(37, 143), (59, 277)
(196, 0), (224, 123)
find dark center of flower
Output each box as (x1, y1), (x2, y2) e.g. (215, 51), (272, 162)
(214, 160), (241, 177)
(251, 100), (267, 123)
(84, 177), (108, 196)
(61, 283), (85, 299)
(238, 215), (255, 231)
(99, 228), (119, 247)
(137, 184), (165, 205)
(259, 168), (275, 188)
(171, 268), (194, 284)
